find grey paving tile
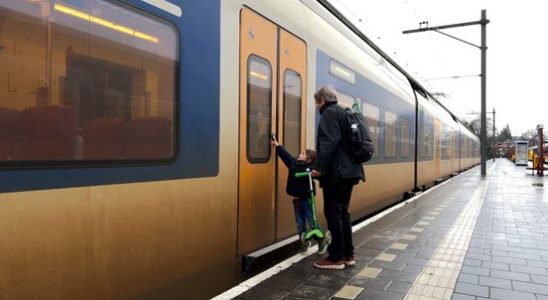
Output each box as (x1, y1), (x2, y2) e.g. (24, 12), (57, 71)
(356, 288), (403, 300)
(387, 281), (411, 294)
(457, 273), (479, 284)
(401, 263), (423, 274)
(451, 294), (475, 300)
(512, 280), (548, 295)
(237, 286), (289, 300)
(305, 274), (347, 290)
(531, 274), (548, 285)
(349, 277), (391, 291)
(478, 275), (511, 289)
(466, 253), (491, 261)
(287, 284), (334, 300)
(490, 269), (531, 282)
(491, 255), (527, 265)
(460, 266), (490, 276)
(463, 258), (482, 267)
(490, 287), (536, 300)
(454, 282), (489, 298)
(509, 264), (548, 275)
(481, 261), (509, 271)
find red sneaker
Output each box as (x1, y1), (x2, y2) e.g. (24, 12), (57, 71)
(344, 256), (356, 266)
(313, 258), (345, 270)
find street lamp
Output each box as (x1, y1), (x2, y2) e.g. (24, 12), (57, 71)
(403, 10), (490, 176)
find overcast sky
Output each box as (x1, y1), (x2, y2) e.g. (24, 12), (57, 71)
(330, 0), (548, 137)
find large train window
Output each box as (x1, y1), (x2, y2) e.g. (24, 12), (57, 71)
(362, 102), (379, 158)
(401, 117), (410, 157)
(384, 111), (397, 158)
(283, 70), (301, 156)
(247, 55), (272, 163)
(0, 0), (177, 163)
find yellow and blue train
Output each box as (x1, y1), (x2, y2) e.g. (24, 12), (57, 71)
(0, 0), (479, 299)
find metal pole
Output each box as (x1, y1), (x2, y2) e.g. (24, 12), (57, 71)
(492, 108), (496, 161)
(480, 9), (487, 176)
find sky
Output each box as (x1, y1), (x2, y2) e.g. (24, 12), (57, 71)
(330, 0), (548, 137)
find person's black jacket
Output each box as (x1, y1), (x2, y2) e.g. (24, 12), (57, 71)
(275, 145), (315, 198)
(315, 102), (365, 184)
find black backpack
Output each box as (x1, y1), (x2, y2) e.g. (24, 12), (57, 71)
(343, 106), (374, 163)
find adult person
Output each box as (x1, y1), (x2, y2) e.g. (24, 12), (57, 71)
(311, 86), (364, 270)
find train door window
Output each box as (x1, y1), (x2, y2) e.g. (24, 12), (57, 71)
(283, 70), (302, 155)
(384, 111), (397, 158)
(0, 0), (177, 163)
(247, 55), (272, 163)
(363, 102), (379, 158)
(401, 116), (410, 157)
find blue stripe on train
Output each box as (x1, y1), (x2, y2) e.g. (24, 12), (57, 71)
(315, 50), (416, 165)
(0, 0), (220, 193)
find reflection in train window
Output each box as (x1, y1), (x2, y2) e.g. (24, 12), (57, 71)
(336, 91), (354, 109)
(401, 117), (410, 157)
(336, 90), (361, 112)
(247, 55), (272, 164)
(362, 102), (379, 158)
(384, 111), (397, 158)
(283, 70), (302, 156)
(0, 0), (177, 162)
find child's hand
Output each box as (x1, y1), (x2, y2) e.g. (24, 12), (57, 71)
(271, 134), (279, 147)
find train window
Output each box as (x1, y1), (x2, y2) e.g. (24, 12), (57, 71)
(283, 70), (301, 155)
(247, 55), (272, 163)
(362, 102), (379, 158)
(384, 111), (397, 158)
(336, 91), (355, 109)
(330, 59), (355, 85)
(0, 0), (177, 163)
(441, 125), (448, 159)
(401, 117), (410, 157)
(421, 114), (434, 158)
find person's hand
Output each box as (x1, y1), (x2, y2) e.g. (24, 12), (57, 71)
(311, 169), (321, 177)
(271, 138), (279, 147)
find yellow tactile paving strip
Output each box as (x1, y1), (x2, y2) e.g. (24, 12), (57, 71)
(334, 285), (364, 299)
(403, 181), (489, 300)
(358, 267), (383, 278)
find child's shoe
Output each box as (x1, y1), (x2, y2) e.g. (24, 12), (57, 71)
(316, 230), (331, 255)
(300, 233), (311, 254)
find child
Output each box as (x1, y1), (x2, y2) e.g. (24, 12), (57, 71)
(272, 136), (330, 254)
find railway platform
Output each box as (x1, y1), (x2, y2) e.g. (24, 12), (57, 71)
(215, 159), (548, 300)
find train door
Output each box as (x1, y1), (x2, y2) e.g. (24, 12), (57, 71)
(276, 30), (307, 240)
(238, 8), (278, 255)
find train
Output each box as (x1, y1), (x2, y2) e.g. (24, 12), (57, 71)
(0, 0), (480, 299)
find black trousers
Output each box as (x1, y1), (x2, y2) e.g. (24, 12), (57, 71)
(322, 179), (355, 261)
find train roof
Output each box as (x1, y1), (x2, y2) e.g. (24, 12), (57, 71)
(310, 0), (467, 127)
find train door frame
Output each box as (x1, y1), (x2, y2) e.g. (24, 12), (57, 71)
(237, 7), (308, 254)
(275, 29), (307, 240)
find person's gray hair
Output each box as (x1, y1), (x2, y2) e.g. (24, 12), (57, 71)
(314, 86), (338, 104)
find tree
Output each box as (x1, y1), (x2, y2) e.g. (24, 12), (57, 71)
(462, 117), (481, 137)
(497, 124), (512, 142)
(521, 129), (538, 146)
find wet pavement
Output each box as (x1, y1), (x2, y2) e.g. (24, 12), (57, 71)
(227, 159), (548, 300)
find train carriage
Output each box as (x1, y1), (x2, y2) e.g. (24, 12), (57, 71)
(0, 0), (479, 299)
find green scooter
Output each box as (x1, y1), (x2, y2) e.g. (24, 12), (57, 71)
(295, 168), (324, 241)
